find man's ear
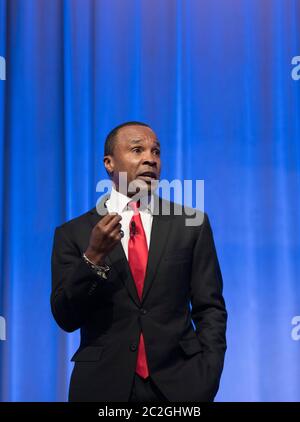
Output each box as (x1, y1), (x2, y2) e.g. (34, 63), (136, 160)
(104, 155), (114, 176)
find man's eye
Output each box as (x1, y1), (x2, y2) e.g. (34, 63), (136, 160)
(132, 148), (141, 153)
(153, 149), (160, 155)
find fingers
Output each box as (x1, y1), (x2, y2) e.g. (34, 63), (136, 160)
(110, 225), (124, 241)
(105, 214), (122, 232)
(100, 213), (123, 241)
(101, 212), (122, 226)
(97, 213), (122, 233)
(94, 213), (123, 245)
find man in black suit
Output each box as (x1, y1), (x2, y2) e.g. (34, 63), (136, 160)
(51, 121), (227, 402)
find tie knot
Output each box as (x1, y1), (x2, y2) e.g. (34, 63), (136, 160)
(128, 200), (140, 214)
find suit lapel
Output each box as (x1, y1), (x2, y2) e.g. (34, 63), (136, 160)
(106, 243), (141, 307)
(141, 212), (172, 303)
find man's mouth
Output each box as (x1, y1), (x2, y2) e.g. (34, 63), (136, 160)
(137, 171), (157, 180)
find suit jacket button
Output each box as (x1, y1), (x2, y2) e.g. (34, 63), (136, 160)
(140, 308), (147, 315)
(130, 343), (137, 352)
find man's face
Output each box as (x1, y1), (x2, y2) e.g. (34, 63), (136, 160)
(104, 125), (161, 196)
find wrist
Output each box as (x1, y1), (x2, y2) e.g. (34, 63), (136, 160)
(82, 253), (110, 279)
(84, 248), (106, 266)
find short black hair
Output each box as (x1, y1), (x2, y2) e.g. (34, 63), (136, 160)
(104, 121), (151, 156)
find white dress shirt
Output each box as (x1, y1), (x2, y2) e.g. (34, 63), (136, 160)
(105, 186), (154, 259)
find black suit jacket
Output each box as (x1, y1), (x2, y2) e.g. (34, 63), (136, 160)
(51, 194), (227, 402)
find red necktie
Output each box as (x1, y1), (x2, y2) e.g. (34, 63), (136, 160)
(128, 201), (149, 379)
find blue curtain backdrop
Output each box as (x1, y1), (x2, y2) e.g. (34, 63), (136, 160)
(0, 0), (300, 401)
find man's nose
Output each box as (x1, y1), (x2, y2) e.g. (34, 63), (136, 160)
(142, 151), (158, 165)
(142, 158), (157, 167)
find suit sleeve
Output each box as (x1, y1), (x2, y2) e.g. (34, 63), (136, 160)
(51, 225), (106, 332)
(190, 212), (227, 401)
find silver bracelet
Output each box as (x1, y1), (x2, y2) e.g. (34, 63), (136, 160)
(82, 253), (110, 279)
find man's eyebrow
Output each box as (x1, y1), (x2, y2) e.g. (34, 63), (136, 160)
(129, 139), (161, 147)
(129, 139), (143, 144)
